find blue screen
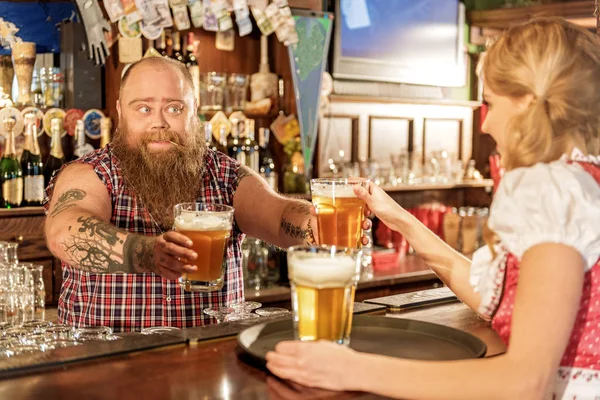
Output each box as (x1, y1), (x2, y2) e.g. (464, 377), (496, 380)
(0, 2), (78, 55)
(340, 0), (459, 65)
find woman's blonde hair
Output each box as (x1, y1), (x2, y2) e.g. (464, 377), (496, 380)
(480, 17), (600, 170)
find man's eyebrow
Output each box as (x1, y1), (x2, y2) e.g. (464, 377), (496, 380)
(128, 97), (185, 106)
(128, 97), (156, 106)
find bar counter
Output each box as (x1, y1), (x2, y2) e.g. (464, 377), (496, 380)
(0, 302), (506, 400)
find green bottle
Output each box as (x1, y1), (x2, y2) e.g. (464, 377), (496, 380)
(21, 113), (44, 206)
(0, 117), (23, 208)
(43, 118), (65, 188)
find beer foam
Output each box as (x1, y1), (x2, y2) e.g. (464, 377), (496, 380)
(174, 211), (231, 231)
(289, 256), (358, 288)
(311, 183), (359, 199)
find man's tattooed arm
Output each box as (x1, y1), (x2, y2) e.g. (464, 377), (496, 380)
(280, 202), (318, 246)
(60, 216), (156, 274)
(50, 189), (87, 218)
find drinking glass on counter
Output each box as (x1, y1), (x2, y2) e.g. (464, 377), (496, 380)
(203, 306), (234, 323)
(310, 178), (368, 248)
(287, 246), (362, 345)
(173, 203), (234, 292)
(225, 301), (262, 322)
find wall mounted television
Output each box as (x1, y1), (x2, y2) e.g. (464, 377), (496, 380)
(332, 0), (467, 87)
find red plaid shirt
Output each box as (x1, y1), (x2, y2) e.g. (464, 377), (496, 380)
(44, 145), (245, 332)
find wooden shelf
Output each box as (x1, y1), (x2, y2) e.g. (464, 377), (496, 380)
(468, 1), (595, 30)
(329, 94), (482, 109)
(0, 207), (45, 217)
(380, 179), (494, 193)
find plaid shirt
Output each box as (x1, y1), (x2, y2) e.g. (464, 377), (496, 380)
(44, 145), (245, 332)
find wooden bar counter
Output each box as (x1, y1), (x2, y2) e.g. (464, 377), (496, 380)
(0, 302), (506, 400)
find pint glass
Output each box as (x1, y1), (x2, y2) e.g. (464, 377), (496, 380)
(287, 245), (362, 345)
(174, 203), (234, 292)
(310, 178), (368, 248)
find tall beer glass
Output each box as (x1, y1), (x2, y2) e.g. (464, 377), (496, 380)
(174, 203), (234, 292)
(310, 178), (368, 248)
(287, 245), (362, 345)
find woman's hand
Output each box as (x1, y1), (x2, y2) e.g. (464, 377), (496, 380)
(353, 181), (405, 231)
(266, 340), (364, 392)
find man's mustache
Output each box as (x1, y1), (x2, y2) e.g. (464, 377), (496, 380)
(140, 129), (184, 146)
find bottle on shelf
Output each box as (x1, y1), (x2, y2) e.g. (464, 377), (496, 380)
(242, 119), (260, 172)
(170, 31), (184, 63)
(43, 118), (65, 187)
(258, 127), (278, 191)
(156, 30), (168, 57)
(278, 78), (285, 116)
(73, 119), (94, 160)
(21, 113), (44, 207)
(143, 38), (161, 58)
(227, 122), (243, 161)
(0, 117), (23, 208)
(100, 117), (111, 148)
(204, 122), (228, 154)
(185, 32), (200, 107)
(250, 35), (278, 109)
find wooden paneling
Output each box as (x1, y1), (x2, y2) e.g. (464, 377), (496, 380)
(317, 114), (359, 175)
(0, 215), (45, 238)
(368, 116), (413, 165)
(0, 215), (51, 260)
(316, 97), (476, 177)
(422, 118), (463, 160)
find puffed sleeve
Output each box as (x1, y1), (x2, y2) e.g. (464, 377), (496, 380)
(488, 161), (600, 271)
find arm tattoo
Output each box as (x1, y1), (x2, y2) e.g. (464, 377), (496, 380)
(289, 203), (311, 216)
(280, 202), (317, 245)
(61, 216), (155, 274)
(280, 217), (317, 245)
(305, 218), (317, 245)
(50, 189), (87, 218)
(124, 234), (157, 274)
(236, 165), (253, 187)
(281, 217), (308, 240)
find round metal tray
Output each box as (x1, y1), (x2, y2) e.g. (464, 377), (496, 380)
(237, 316), (487, 367)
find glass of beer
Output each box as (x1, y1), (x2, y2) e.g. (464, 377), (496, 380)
(287, 245), (362, 345)
(173, 203), (234, 292)
(310, 178), (368, 248)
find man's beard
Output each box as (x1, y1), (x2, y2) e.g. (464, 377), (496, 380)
(112, 119), (207, 229)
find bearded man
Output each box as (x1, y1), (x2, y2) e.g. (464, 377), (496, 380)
(44, 57), (347, 331)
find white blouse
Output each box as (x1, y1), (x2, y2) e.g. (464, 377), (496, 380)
(470, 149), (600, 319)
(488, 157), (600, 271)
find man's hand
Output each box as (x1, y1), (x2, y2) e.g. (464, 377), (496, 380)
(151, 232), (198, 280)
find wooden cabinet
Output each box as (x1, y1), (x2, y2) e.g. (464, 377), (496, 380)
(0, 207), (61, 305)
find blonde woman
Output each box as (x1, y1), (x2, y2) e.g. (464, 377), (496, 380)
(267, 18), (600, 399)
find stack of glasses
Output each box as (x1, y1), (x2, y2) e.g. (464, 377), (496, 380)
(0, 242), (45, 325)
